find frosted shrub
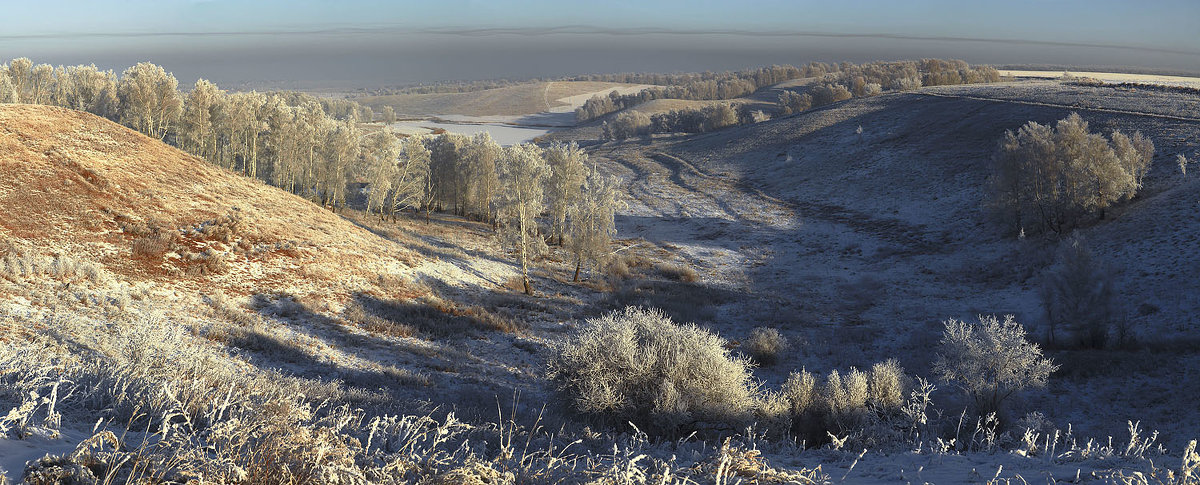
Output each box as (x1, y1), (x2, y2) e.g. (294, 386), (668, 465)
(867, 359), (906, 410)
(744, 327), (788, 366)
(778, 363), (911, 446)
(546, 307), (758, 436)
(1180, 154), (1189, 175)
(934, 315), (1058, 419)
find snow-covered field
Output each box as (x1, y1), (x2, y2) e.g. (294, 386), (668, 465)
(4, 79), (1199, 482)
(555, 79), (1200, 451)
(383, 84), (651, 144)
(1001, 70), (1200, 88)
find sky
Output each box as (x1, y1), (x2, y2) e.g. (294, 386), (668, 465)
(2, 0), (1198, 90)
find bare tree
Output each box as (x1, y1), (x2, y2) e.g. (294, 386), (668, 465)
(544, 142), (587, 246)
(497, 143), (550, 294)
(567, 163), (621, 281)
(117, 62), (182, 139)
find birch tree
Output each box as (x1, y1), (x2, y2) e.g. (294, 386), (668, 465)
(461, 132), (501, 222)
(181, 79), (224, 161)
(363, 131), (401, 217)
(4, 58), (32, 102)
(117, 62), (182, 139)
(0, 72), (16, 103)
(544, 141), (587, 245)
(567, 163), (621, 281)
(498, 143), (550, 295)
(390, 135), (433, 218)
(317, 118), (359, 209)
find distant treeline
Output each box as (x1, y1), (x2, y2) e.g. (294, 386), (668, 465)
(602, 104), (772, 140)
(361, 78), (543, 96)
(579, 59), (1002, 123)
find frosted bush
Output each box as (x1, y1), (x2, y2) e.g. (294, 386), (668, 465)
(546, 306), (758, 436)
(744, 326), (788, 366)
(934, 315), (1058, 418)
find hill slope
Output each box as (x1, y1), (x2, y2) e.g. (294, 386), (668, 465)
(569, 81), (1200, 446)
(0, 104), (498, 301)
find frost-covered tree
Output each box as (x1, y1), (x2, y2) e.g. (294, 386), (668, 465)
(428, 133), (469, 213)
(988, 113), (1153, 235)
(1179, 154), (1189, 176)
(221, 91), (266, 177)
(0, 71), (16, 103)
(28, 63), (54, 104)
(497, 143), (549, 294)
(316, 118), (359, 209)
(1110, 130), (1155, 195)
(934, 315), (1057, 418)
(4, 57), (32, 102)
(392, 135), (433, 218)
(544, 142), (587, 246)
(180, 79), (224, 161)
(117, 62), (182, 139)
(461, 133), (502, 222)
(607, 110), (651, 140)
(1041, 237), (1117, 348)
(363, 131), (401, 217)
(381, 106), (396, 124)
(566, 163), (621, 281)
(59, 65), (119, 118)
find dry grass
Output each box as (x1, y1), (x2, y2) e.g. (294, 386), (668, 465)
(655, 262), (700, 283)
(744, 327), (789, 366)
(0, 104), (421, 302)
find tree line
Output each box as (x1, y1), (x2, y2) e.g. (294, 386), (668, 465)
(1, 57), (621, 293)
(576, 59), (1002, 123)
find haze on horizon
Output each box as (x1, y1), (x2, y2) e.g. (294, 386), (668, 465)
(4, 0), (1199, 90)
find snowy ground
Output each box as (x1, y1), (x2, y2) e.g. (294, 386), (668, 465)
(556, 79), (1200, 451)
(1001, 70), (1200, 88)
(383, 84), (651, 144)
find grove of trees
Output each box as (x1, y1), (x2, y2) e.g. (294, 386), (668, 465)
(988, 113), (1154, 235)
(1, 57), (624, 292)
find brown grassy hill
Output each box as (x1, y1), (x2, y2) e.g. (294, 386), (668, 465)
(0, 104), (421, 302)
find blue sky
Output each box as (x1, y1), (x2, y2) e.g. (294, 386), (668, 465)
(3, 0), (1197, 88)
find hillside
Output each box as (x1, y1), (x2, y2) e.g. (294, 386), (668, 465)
(557, 79), (1200, 447)
(0, 105), (448, 302)
(3, 84), (1199, 482)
